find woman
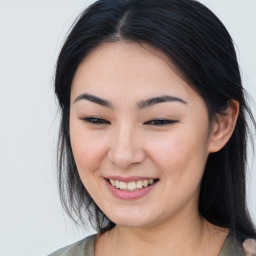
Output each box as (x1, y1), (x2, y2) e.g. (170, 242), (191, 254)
(50, 0), (256, 255)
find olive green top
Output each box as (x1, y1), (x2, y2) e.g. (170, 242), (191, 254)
(49, 233), (246, 256)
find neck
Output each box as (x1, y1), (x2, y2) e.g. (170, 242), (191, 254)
(117, 217), (203, 255)
(95, 208), (228, 256)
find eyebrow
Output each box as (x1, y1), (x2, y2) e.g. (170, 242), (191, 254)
(74, 93), (187, 109)
(137, 95), (187, 109)
(74, 93), (113, 108)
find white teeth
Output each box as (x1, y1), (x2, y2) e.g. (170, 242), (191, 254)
(128, 181), (136, 191)
(119, 181), (128, 190)
(115, 180), (120, 189)
(109, 178), (156, 191)
(143, 180), (148, 187)
(136, 180), (143, 189)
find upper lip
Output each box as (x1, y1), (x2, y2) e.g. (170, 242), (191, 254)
(104, 176), (158, 182)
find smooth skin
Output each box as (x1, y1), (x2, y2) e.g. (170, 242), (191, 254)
(69, 41), (239, 256)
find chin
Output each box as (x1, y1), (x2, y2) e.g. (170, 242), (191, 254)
(113, 218), (155, 228)
(105, 208), (160, 229)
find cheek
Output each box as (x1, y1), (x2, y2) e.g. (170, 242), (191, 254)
(149, 129), (209, 179)
(70, 133), (109, 197)
(70, 124), (108, 174)
(148, 132), (209, 214)
(71, 139), (101, 170)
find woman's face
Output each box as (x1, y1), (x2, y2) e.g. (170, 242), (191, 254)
(69, 41), (214, 228)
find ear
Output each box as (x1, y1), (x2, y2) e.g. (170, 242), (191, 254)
(208, 100), (239, 153)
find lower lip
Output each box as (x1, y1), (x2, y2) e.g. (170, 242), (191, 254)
(105, 179), (158, 200)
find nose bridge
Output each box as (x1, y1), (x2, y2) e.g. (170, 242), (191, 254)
(115, 121), (133, 148)
(108, 120), (145, 168)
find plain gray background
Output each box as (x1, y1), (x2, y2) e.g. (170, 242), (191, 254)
(0, 1), (255, 255)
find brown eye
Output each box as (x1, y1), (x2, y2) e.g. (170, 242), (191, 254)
(144, 119), (178, 126)
(81, 117), (110, 125)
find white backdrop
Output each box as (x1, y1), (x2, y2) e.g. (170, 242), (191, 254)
(0, 1), (255, 255)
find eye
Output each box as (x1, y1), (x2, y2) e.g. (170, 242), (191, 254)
(81, 117), (110, 125)
(144, 119), (178, 126)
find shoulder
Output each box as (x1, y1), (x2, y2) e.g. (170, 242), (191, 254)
(220, 233), (256, 256)
(48, 234), (97, 256)
(243, 238), (256, 256)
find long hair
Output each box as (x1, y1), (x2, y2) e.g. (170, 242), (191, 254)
(54, 0), (256, 238)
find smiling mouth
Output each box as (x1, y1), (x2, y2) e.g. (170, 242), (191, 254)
(106, 178), (159, 192)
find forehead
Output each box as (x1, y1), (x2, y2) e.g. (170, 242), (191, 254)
(71, 41), (200, 106)
(81, 40), (174, 69)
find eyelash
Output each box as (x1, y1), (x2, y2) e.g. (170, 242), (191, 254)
(144, 119), (177, 126)
(82, 117), (110, 125)
(81, 117), (177, 126)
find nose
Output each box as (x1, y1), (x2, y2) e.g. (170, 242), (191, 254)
(108, 123), (146, 169)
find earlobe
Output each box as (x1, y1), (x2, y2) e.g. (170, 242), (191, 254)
(208, 100), (240, 153)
